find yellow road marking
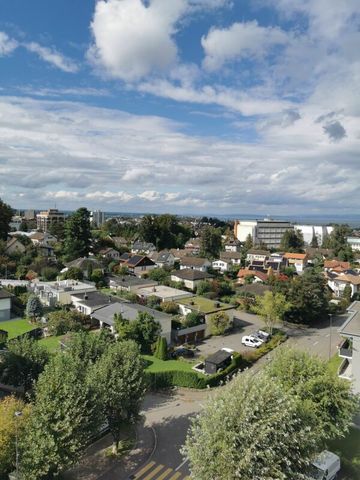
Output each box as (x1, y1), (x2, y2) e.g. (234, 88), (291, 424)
(155, 467), (173, 480)
(134, 461), (156, 479)
(142, 464), (164, 480)
(168, 472), (182, 480)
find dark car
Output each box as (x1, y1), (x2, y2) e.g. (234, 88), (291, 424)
(171, 347), (195, 359)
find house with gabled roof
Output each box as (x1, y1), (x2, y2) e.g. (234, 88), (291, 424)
(5, 237), (26, 256)
(121, 254), (156, 276)
(283, 252), (308, 274)
(180, 256), (211, 272)
(149, 250), (176, 268)
(220, 251), (242, 265)
(131, 241), (156, 255)
(171, 269), (213, 290)
(99, 247), (120, 260)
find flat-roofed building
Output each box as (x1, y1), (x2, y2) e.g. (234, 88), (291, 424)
(36, 209), (65, 232)
(234, 218), (293, 249)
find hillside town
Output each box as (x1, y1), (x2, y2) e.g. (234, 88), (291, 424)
(0, 201), (360, 479)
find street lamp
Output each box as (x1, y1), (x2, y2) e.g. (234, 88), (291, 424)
(14, 410), (22, 480)
(328, 313), (333, 360)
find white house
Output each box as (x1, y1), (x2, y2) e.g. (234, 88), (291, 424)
(99, 248), (120, 260)
(338, 301), (360, 394)
(0, 289), (13, 321)
(171, 269), (213, 291)
(149, 250), (176, 268)
(179, 257), (211, 272)
(246, 250), (270, 264)
(347, 237), (360, 252)
(136, 285), (193, 302)
(327, 273), (360, 298)
(220, 251), (242, 265)
(71, 291), (116, 315)
(283, 253), (308, 274)
(33, 280), (97, 307)
(131, 241), (156, 254)
(212, 259), (230, 273)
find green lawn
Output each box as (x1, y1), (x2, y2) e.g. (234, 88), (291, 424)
(0, 318), (38, 339)
(328, 353), (343, 375)
(327, 426), (360, 479)
(143, 355), (199, 373)
(176, 296), (234, 314)
(38, 335), (65, 353)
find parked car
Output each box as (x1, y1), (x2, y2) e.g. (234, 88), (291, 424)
(241, 335), (262, 348)
(308, 450), (340, 480)
(252, 330), (270, 343)
(172, 347), (195, 358)
(221, 347), (234, 353)
(258, 330), (271, 340)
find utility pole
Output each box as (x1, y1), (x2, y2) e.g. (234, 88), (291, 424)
(14, 410), (22, 479)
(328, 313), (333, 360)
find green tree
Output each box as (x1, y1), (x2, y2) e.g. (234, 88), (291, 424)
(243, 233), (253, 251)
(266, 348), (359, 440)
(135, 312), (161, 353)
(0, 396), (31, 479)
(154, 336), (167, 360)
(63, 207), (91, 260)
(0, 198), (13, 241)
(139, 214), (191, 249)
(182, 311), (203, 328)
(93, 341), (146, 453)
(91, 268), (106, 287)
(25, 295), (43, 322)
(40, 266), (59, 281)
(196, 280), (212, 296)
(160, 301), (178, 314)
(62, 266), (83, 280)
(66, 330), (113, 366)
(148, 267), (170, 283)
(0, 336), (49, 393)
(280, 228), (304, 252)
(310, 234), (319, 248)
(19, 354), (100, 479)
(200, 226), (222, 258)
(253, 291), (291, 334)
(47, 309), (88, 336)
(342, 284), (352, 305)
(322, 224), (353, 261)
(208, 311), (231, 335)
(183, 372), (321, 480)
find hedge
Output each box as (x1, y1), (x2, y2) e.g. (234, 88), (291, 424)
(145, 331), (287, 390)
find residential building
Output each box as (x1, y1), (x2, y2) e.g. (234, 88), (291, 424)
(32, 280), (96, 307)
(90, 210), (105, 227)
(205, 350), (233, 375)
(111, 236), (128, 248)
(121, 255), (156, 276)
(108, 275), (158, 293)
(71, 291), (116, 315)
(347, 237), (360, 252)
(36, 209), (65, 232)
(295, 225), (333, 245)
(237, 269), (268, 284)
(234, 218), (293, 248)
(212, 259), (230, 273)
(224, 239), (241, 252)
(338, 301), (360, 394)
(324, 260), (351, 271)
(29, 231), (57, 246)
(5, 237), (26, 256)
(283, 252), (308, 274)
(0, 289), (13, 321)
(246, 250), (270, 264)
(169, 249), (189, 261)
(327, 272), (360, 298)
(131, 241), (156, 254)
(64, 257), (104, 278)
(149, 250), (176, 268)
(184, 238), (201, 255)
(24, 209), (35, 220)
(99, 248), (120, 260)
(220, 251), (242, 265)
(171, 269), (213, 291)
(9, 215), (22, 231)
(179, 257), (211, 272)
(91, 301), (172, 343)
(136, 285), (193, 302)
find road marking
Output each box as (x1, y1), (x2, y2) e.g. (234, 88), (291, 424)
(168, 472), (182, 480)
(142, 464), (164, 480)
(156, 467), (173, 479)
(133, 461), (156, 479)
(175, 458), (188, 471)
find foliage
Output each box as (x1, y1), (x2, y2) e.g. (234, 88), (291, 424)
(208, 311), (231, 335)
(92, 341), (146, 453)
(0, 198), (13, 241)
(253, 291), (291, 334)
(62, 266), (83, 280)
(154, 336), (168, 361)
(196, 280), (212, 295)
(0, 336), (49, 393)
(243, 233), (253, 250)
(310, 234), (319, 248)
(200, 226), (222, 258)
(0, 396), (31, 479)
(342, 284), (352, 305)
(183, 371), (321, 480)
(63, 207), (92, 260)
(19, 354), (100, 479)
(139, 214), (191, 250)
(182, 311), (204, 328)
(47, 310), (89, 336)
(322, 224), (353, 261)
(114, 312), (161, 353)
(25, 295), (43, 321)
(148, 267), (170, 283)
(90, 268), (106, 287)
(280, 228), (304, 253)
(40, 266), (59, 281)
(146, 294), (161, 309)
(266, 348), (359, 441)
(160, 301), (179, 314)
(284, 268), (330, 324)
(66, 330), (113, 366)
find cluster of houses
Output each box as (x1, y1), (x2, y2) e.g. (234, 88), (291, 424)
(5, 231), (57, 257)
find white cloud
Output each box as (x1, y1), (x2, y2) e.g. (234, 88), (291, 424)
(88, 0), (186, 81)
(24, 42), (79, 73)
(138, 190), (161, 202)
(0, 31), (18, 56)
(202, 21), (288, 71)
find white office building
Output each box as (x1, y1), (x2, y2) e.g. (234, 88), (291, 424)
(234, 218), (293, 249)
(90, 210), (105, 227)
(295, 225), (333, 246)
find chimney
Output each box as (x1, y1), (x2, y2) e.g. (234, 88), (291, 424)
(84, 294), (88, 300)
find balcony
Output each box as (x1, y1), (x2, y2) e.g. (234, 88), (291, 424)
(338, 339), (353, 359)
(338, 358), (352, 381)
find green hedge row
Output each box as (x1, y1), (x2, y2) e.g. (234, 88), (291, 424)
(145, 331), (287, 390)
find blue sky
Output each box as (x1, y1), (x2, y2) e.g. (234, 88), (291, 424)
(0, 0), (359, 215)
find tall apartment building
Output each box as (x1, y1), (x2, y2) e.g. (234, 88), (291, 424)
(36, 209), (65, 232)
(295, 225), (333, 245)
(24, 209), (36, 220)
(234, 218), (293, 249)
(90, 210), (105, 227)
(338, 301), (360, 394)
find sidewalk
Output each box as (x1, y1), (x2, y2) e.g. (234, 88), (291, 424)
(63, 421), (155, 480)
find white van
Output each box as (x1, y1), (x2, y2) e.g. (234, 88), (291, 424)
(308, 450), (341, 480)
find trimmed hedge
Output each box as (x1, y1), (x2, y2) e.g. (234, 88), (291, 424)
(146, 331), (287, 390)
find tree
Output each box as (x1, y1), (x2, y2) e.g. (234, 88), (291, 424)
(47, 310), (88, 336)
(310, 234), (319, 248)
(322, 224), (353, 261)
(0, 337), (50, 393)
(253, 291), (291, 334)
(243, 233), (253, 251)
(0, 198), (13, 241)
(208, 311), (231, 335)
(160, 301), (178, 314)
(285, 268), (330, 324)
(135, 312), (161, 353)
(93, 341), (146, 453)
(62, 266), (83, 280)
(139, 214), (191, 249)
(280, 228), (304, 253)
(148, 267), (170, 283)
(183, 372), (321, 480)
(196, 280), (212, 295)
(200, 226), (222, 258)
(91, 268), (106, 287)
(0, 396), (31, 479)
(182, 311), (203, 328)
(266, 348), (359, 441)
(66, 330), (113, 366)
(25, 295), (43, 321)
(40, 266), (59, 281)
(63, 207), (91, 260)
(154, 336), (168, 360)
(19, 354), (100, 479)
(342, 284), (352, 305)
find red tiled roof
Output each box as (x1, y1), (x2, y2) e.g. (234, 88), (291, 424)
(283, 252), (307, 260)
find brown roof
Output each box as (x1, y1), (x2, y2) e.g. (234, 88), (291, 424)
(237, 269), (268, 282)
(283, 252), (307, 260)
(171, 269), (213, 281)
(220, 251), (242, 260)
(334, 274), (360, 285)
(247, 249), (270, 256)
(324, 260), (351, 269)
(181, 257), (210, 267)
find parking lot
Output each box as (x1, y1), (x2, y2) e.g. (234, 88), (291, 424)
(195, 310), (267, 358)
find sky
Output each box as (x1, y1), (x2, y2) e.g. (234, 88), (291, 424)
(0, 0), (359, 216)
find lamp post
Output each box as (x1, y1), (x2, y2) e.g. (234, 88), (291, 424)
(328, 313), (333, 360)
(14, 410), (22, 479)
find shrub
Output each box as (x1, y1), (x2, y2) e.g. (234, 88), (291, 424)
(161, 301), (179, 314)
(208, 311), (230, 336)
(154, 337), (168, 361)
(182, 311), (204, 328)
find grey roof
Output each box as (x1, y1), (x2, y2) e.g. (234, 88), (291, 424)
(181, 257), (210, 267)
(109, 275), (157, 288)
(247, 249), (270, 256)
(205, 350), (232, 365)
(71, 291), (117, 308)
(172, 269), (213, 281)
(126, 255), (155, 267)
(220, 251), (242, 260)
(91, 301), (171, 326)
(237, 284), (273, 296)
(66, 257), (103, 270)
(0, 289), (13, 299)
(132, 241), (156, 251)
(339, 301), (360, 338)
